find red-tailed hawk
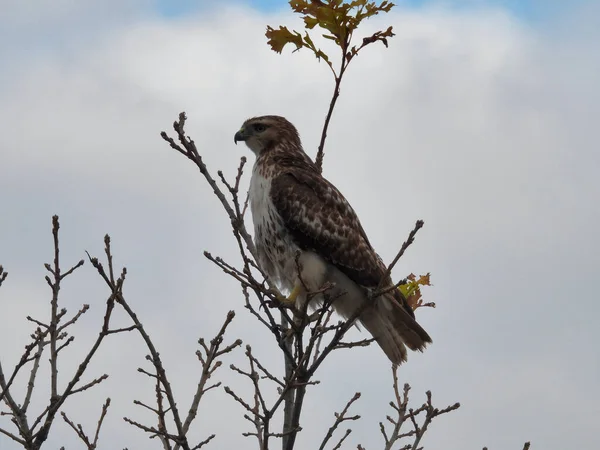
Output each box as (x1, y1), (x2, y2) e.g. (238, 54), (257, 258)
(234, 115), (431, 366)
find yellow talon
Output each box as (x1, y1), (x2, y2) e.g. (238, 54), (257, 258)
(278, 283), (302, 305)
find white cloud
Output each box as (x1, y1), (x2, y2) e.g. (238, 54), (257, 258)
(0, 1), (598, 449)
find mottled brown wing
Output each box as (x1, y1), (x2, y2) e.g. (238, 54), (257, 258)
(270, 169), (384, 288)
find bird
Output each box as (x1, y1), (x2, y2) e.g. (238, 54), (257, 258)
(234, 115), (431, 366)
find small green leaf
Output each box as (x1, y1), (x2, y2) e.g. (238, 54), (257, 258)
(314, 49), (330, 64)
(267, 1), (396, 64)
(265, 25), (304, 53)
(398, 272), (432, 311)
(303, 32), (316, 50)
(304, 16), (319, 29)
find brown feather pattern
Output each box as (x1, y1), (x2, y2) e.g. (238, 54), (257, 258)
(239, 115), (431, 365)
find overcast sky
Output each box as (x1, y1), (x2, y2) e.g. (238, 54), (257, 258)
(0, 1), (598, 449)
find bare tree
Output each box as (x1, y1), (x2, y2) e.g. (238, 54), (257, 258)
(0, 1), (531, 449)
(0, 219), (240, 450)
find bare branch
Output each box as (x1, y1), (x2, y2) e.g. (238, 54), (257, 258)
(26, 316), (49, 329)
(161, 114), (257, 258)
(61, 410), (92, 448)
(376, 367), (460, 450)
(22, 336), (46, 412)
(0, 327), (48, 411)
(70, 374), (109, 395)
(332, 428), (352, 450)
(334, 338), (375, 350)
(106, 325), (139, 335)
(91, 398), (112, 447)
(483, 441), (531, 450)
(0, 217), (125, 449)
(154, 371), (172, 450)
(0, 425), (26, 445)
(180, 311), (242, 437)
(224, 386), (258, 416)
(123, 416), (182, 442)
(319, 392), (361, 450)
(378, 220), (424, 293)
(57, 304), (90, 333)
(60, 259), (85, 280)
(192, 434), (216, 450)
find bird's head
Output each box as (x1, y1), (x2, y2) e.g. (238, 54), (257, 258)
(234, 115), (300, 155)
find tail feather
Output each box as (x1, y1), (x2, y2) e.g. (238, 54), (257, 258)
(359, 291), (432, 366)
(318, 265), (432, 366)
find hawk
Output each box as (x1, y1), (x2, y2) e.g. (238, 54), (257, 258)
(234, 115), (431, 365)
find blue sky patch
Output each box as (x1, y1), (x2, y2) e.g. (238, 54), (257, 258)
(154, 0), (591, 24)
(154, 0), (541, 19)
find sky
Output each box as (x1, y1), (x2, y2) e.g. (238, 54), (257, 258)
(154, 0), (587, 21)
(0, 0), (599, 449)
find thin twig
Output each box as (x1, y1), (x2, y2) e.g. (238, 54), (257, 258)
(22, 336), (45, 412)
(0, 265), (7, 287)
(319, 392), (361, 450)
(378, 220), (424, 293)
(179, 311), (241, 438)
(0, 217), (126, 449)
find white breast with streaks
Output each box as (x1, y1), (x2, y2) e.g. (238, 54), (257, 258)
(249, 165), (295, 289)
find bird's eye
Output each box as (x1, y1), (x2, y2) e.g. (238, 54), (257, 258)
(254, 124), (266, 132)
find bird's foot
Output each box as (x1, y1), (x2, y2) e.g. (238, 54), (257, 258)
(271, 283), (302, 306)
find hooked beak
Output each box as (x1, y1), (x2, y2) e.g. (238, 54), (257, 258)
(234, 128), (246, 144)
